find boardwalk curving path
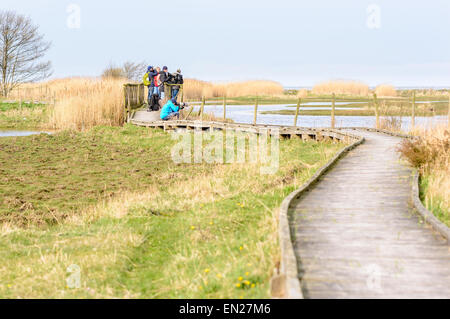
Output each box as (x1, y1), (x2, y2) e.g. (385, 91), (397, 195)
(291, 130), (450, 298)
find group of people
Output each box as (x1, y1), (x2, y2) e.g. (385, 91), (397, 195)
(142, 65), (186, 121)
(143, 66), (183, 102)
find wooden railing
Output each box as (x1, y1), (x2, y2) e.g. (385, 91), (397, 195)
(123, 83), (184, 121)
(190, 94), (449, 129)
(124, 86), (450, 128)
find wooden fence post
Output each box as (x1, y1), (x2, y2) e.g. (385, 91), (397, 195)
(200, 96), (205, 120)
(253, 96), (258, 125)
(294, 97), (301, 127)
(331, 93), (336, 129)
(127, 86), (132, 123)
(411, 91), (416, 129)
(180, 84), (184, 103)
(373, 93), (379, 129)
(123, 85), (128, 123)
(223, 96), (227, 121)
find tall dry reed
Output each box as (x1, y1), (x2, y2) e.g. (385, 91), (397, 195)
(312, 80), (369, 96)
(183, 79), (283, 100)
(8, 77), (127, 130)
(375, 84), (397, 97)
(296, 89), (309, 98)
(49, 78), (126, 130)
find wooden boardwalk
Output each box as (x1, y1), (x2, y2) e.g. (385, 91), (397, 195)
(292, 130), (450, 298)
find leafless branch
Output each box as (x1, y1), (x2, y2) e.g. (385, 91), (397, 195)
(0, 10), (52, 97)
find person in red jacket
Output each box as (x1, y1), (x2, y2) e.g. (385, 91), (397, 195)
(153, 67), (161, 97)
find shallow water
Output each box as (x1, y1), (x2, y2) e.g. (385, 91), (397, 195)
(0, 131), (46, 137)
(193, 104), (447, 129)
(297, 101), (367, 106)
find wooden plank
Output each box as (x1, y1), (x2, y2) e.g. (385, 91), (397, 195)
(292, 130), (450, 299)
(200, 96), (205, 120)
(253, 97), (258, 125)
(331, 93), (336, 129)
(294, 98), (301, 127)
(223, 96), (227, 121)
(373, 93), (379, 129)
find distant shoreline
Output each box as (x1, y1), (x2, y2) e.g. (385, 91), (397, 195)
(284, 86), (450, 90)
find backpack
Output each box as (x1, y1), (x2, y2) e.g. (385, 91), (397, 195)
(148, 93), (161, 111)
(175, 74), (183, 84)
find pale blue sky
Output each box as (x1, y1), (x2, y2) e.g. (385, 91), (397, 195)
(2, 0), (450, 86)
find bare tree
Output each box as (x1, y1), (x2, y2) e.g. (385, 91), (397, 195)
(122, 61), (147, 82)
(101, 61), (147, 82)
(0, 11), (52, 97)
(101, 63), (125, 79)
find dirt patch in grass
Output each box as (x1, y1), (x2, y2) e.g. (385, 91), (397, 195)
(0, 125), (216, 226)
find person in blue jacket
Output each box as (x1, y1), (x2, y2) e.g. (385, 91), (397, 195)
(160, 97), (185, 121)
(142, 66), (158, 104)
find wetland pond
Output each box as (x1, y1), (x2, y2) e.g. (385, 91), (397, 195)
(192, 104), (447, 129)
(0, 131), (48, 137)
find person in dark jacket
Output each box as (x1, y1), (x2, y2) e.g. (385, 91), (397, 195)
(159, 66), (171, 99)
(171, 69), (183, 99)
(148, 93), (161, 112)
(142, 66), (158, 104)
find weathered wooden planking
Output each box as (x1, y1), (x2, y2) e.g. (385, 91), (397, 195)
(291, 130), (450, 299)
(130, 112), (360, 143)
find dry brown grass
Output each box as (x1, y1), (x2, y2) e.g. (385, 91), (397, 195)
(375, 84), (397, 97)
(379, 116), (402, 131)
(9, 77), (125, 102)
(8, 78), (127, 130)
(398, 125), (450, 224)
(312, 80), (369, 96)
(49, 79), (126, 130)
(296, 89), (309, 98)
(183, 79), (284, 100)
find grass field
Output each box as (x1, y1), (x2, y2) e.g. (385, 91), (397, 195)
(0, 125), (343, 298)
(419, 175), (449, 227)
(0, 101), (49, 129)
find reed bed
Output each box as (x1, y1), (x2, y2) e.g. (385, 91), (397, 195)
(7, 78), (283, 129)
(375, 84), (397, 97)
(49, 81), (125, 130)
(183, 79), (284, 100)
(296, 88), (309, 98)
(398, 125), (450, 226)
(312, 80), (369, 96)
(7, 77), (127, 130)
(8, 77), (125, 102)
